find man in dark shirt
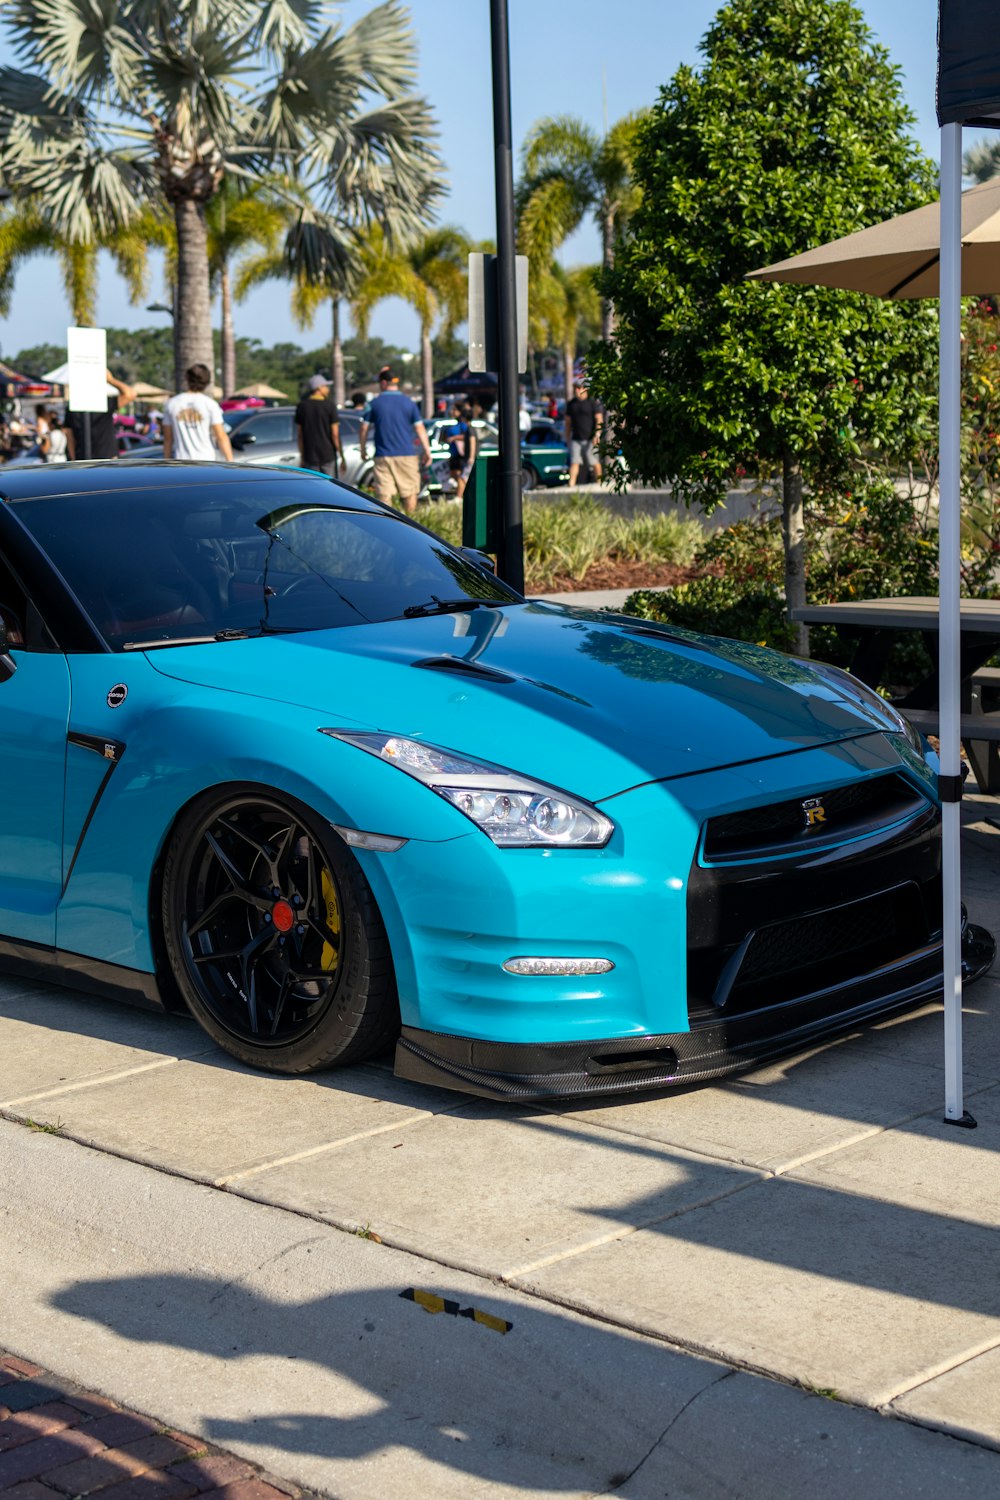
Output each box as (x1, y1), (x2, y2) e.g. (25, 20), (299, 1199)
(65, 369), (138, 459)
(564, 380), (604, 488)
(295, 374), (345, 475)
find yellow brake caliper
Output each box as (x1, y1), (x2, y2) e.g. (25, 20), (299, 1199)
(320, 867), (340, 972)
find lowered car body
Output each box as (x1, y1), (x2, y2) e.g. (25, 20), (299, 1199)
(0, 460), (990, 1099)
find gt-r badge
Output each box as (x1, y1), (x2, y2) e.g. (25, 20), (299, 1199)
(103, 743), (117, 761)
(107, 684), (127, 708)
(803, 796), (826, 828)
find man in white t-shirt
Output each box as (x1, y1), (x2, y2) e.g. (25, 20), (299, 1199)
(162, 364), (233, 461)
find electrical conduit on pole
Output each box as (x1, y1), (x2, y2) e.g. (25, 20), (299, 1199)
(489, 0), (524, 593)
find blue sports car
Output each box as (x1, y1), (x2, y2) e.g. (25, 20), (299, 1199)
(0, 461), (991, 1098)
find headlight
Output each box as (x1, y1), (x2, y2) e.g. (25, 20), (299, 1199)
(803, 661), (924, 754)
(321, 731), (614, 848)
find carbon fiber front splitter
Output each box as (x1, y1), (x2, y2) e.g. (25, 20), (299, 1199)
(393, 925), (995, 1101)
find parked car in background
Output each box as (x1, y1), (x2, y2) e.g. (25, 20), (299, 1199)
(419, 416), (569, 496)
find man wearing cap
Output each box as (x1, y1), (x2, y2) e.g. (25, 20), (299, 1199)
(295, 374), (345, 476)
(359, 366), (432, 514)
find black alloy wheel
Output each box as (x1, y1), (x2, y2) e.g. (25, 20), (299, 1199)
(162, 787), (397, 1073)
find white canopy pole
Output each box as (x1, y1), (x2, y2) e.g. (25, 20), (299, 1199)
(939, 122), (973, 1127)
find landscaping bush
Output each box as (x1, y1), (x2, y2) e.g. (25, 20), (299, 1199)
(419, 495), (702, 594)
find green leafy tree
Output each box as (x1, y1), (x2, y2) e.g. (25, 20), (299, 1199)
(0, 0), (442, 388)
(588, 0), (939, 654)
(517, 113), (646, 340)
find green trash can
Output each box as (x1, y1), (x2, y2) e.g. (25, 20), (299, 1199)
(462, 452), (502, 553)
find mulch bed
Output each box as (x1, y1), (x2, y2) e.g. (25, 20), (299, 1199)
(539, 559), (695, 593)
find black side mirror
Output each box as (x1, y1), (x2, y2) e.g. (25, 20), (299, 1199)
(459, 547), (497, 575)
(231, 431), (256, 448)
(0, 613), (17, 683)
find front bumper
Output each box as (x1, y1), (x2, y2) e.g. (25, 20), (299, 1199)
(394, 920), (994, 1100)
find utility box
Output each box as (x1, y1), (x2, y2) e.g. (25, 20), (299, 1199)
(462, 452), (502, 553)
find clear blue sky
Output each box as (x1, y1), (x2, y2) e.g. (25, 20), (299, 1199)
(0, 0), (975, 365)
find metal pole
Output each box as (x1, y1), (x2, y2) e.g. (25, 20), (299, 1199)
(489, 0), (524, 593)
(939, 122), (973, 1127)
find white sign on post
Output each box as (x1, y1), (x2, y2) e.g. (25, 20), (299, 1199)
(66, 326), (108, 412)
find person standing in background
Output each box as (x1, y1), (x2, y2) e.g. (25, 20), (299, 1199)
(65, 369), (138, 460)
(564, 379), (603, 488)
(359, 366), (432, 515)
(295, 374), (345, 476)
(162, 364), (233, 461)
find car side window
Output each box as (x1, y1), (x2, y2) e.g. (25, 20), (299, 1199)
(240, 412), (295, 444)
(0, 550), (28, 647)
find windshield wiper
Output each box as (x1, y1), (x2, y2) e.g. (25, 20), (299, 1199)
(402, 596), (494, 619)
(123, 628), (251, 652)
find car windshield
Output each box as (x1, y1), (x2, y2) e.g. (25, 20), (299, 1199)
(15, 479), (519, 650)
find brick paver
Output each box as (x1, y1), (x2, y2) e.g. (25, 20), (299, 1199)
(0, 1356), (312, 1500)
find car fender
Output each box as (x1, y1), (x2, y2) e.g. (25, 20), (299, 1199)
(58, 656), (473, 973)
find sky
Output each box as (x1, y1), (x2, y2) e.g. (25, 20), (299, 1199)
(0, 0), (976, 367)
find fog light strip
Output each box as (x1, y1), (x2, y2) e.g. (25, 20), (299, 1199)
(503, 957), (615, 976)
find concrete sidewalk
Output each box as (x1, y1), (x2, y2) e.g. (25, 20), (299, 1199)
(1, 798), (999, 1497)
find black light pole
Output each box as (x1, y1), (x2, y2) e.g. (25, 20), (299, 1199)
(489, 0), (524, 592)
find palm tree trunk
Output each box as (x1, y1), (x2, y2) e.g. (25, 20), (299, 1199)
(331, 297), (345, 407)
(601, 209), (616, 342)
(220, 257), (236, 397)
(782, 455), (809, 657)
(421, 325), (434, 419)
(173, 196), (214, 391)
(563, 338), (575, 403)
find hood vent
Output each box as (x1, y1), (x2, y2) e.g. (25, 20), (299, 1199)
(412, 655), (515, 684)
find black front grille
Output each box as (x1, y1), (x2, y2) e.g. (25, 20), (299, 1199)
(703, 774), (926, 862)
(738, 887), (905, 986)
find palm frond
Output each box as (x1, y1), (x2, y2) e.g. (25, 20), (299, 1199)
(2, 0), (143, 101)
(57, 238), (98, 322)
(521, 115), (600, 180)
(517, 174), (585, 269)
(9, 142), (152, 241)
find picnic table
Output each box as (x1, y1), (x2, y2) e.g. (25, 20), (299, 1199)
(791, 596), (1000, 791)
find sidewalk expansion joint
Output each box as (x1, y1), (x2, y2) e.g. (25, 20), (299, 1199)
(501, 1170), (772, 1280)
(0, 1056), (181, 1109)
(213, 1110), (441, 1185)
(879, 1330), (1000, 1408)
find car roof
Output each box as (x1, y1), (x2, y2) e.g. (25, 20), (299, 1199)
(0, 459), (379, 507)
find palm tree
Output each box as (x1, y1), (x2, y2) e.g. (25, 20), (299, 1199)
(206, 182), (286, 396)
(0, 0), (442, 387)
(530, 263), (600, 402)
(517, 113), (646, 341)
(963, 139), (1000, 183)
(353, 227), (470, 416)
(0, 202), (163, 324)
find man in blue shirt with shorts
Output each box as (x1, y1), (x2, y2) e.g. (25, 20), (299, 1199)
(359, 366), (432, 514)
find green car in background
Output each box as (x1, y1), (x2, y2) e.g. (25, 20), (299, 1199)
(422, 416), (570, 495)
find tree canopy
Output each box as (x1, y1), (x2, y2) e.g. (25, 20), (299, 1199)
(588, 0), (940, 648)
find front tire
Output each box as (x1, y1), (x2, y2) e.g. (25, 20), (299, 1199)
(520, 464), (537, 491)
(161, 786), (398, 1074)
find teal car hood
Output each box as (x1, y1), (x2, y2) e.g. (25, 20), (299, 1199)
(146, 602), (894, 799)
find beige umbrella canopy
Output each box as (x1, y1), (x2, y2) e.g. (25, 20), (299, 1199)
(748, 177), (1000, 299)
(234, 381), (290, 399)
(131, 381), (172, 401)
